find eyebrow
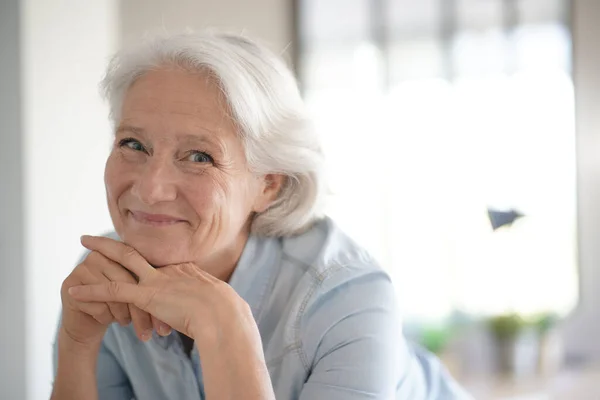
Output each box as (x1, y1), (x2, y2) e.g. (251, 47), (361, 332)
(116, 125), (146, 137)
(116, 124), (221, 149)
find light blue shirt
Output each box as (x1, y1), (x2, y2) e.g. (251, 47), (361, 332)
(53, 217), (471, 399)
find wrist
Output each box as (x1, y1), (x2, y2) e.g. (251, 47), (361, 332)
(192, 299), (260, 352)
(191, 300), (273, 400)
(53, 332), (99, 400)
(58, 327), (102, 361)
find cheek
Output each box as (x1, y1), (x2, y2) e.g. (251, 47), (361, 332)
(104, 154), (118, 199)
(104, 153), (132, 205)
(184, 174), (229, 216)
(185, 173), (255, 222)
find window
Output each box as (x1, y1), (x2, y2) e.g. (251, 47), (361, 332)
(297, 0), (577, 321)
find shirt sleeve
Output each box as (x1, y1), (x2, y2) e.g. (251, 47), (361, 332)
(298, 269), (473, 400)
(52, 317), (134, 400)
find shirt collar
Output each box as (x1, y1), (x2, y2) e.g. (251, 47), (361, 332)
(227, 233), (281, 322)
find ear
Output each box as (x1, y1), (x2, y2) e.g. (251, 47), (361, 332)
(253, 174), (286, 213)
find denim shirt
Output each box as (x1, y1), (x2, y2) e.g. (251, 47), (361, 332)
(53, 217), (472, 399)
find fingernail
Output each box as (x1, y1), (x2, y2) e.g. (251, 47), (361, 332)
(159, 324), (171, 336)
(141, 330), (152, 342)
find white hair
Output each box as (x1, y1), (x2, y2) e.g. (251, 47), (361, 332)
(100, 31), (326, 236)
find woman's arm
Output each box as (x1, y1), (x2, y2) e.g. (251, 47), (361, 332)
(297, 269), (472, 400)
(51, 328), (99, 400)
(51, 241), (154, 400)
(193, 301), (275, 400)
(52, 325), (134, 400)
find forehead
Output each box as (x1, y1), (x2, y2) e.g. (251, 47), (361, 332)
(120, 67), (236, 137)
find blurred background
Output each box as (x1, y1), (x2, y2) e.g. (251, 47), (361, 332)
(1, 0), (599, 399)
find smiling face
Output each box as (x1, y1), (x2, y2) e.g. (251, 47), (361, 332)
(104, 67), (279, 274)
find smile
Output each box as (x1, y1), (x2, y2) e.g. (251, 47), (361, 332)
(129, 210), (186, 227)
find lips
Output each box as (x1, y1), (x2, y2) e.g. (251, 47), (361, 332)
(129, 210), (186, 226)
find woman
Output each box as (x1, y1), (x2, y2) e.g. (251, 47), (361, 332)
(52, 32), (471, 399)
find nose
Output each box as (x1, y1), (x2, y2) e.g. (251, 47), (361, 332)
(131, 157), (177, 205)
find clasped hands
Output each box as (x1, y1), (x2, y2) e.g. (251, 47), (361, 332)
(60, 235), (247, 350)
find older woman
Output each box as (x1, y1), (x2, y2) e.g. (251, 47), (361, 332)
(51, 32), (470, 400)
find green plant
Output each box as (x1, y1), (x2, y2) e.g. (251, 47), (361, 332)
(532, 312), (559, 335)
(487, 314), (525, 341)
(413, 312), (473, 355)
(420, 325), (453, 354)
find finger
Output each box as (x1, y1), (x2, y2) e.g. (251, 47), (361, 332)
(81, 235), (155, 281)
(90, 250), (153, 334)
(76, 301), (115, 326)
(92, 249), (139, 284)
(152, 315), (172, 337)
(70, 283), (160, 340)
(76, 272), (130, 327)
(85, 251), (134, 327)
(106, 301), (130, 326)
(162, 263), (217, 283)
(129, 304), (153, 342)
(69, 282), (155, 311)
(70, 254), (128, 326)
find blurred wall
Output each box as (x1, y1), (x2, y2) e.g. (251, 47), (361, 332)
(120, 0), (294, 56)
(0, 1), (26, 399)
(1, 1), (118, 399)
(20, 2), (119, 399)
(563, 0), (600, 362)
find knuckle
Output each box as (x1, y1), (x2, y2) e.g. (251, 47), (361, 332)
(60, 279), (70, 294)
(95, 305), (113, 323)
(86, 250), (102, 264)
(60, 282), (72, 300)
(76, 261), (91, 276)
(123, 247), (139, 263)
(182, 263), (199, 276)
(170, 263), (195, 277)
(172, 264), (185, 274)
(108, 281), (121, 297)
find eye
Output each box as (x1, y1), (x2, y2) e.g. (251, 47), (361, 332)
(118, 138), (146, 152)
(187, 151), (214, 164)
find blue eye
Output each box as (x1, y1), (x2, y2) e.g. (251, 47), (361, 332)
(188, 151), (213, 164)
(119, 138), (145, 152)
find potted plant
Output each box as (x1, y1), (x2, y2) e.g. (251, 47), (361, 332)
(487, 313), (539, 378)
(533, 313), (563, 376)
(417, 319), (468, 379)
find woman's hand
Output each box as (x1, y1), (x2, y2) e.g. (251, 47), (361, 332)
(70, 235), (254, 341)
(69, 235), (275, 400)
(60, 237), (172, 350)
